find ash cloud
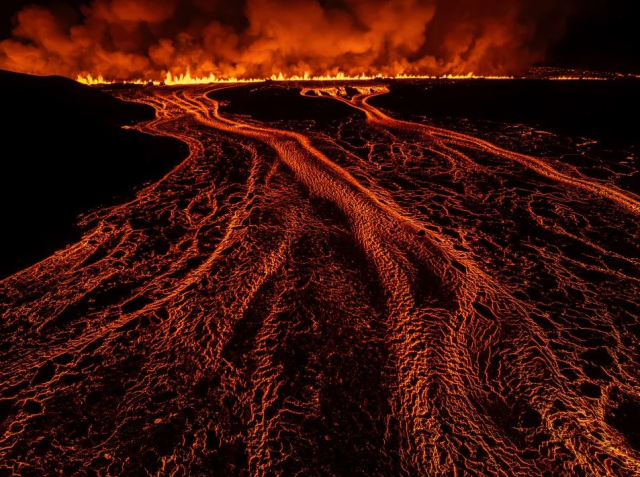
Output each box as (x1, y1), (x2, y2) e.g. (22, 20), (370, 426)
(0, 0), (571, 79)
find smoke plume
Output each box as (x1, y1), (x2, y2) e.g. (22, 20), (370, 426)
(0, 0), (571, 80)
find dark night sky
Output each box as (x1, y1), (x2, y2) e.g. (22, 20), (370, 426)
(546, 0), (640, 73)
(1, 0), (639, 73)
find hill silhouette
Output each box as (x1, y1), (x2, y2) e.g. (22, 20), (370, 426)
(0, 70), (187, 278)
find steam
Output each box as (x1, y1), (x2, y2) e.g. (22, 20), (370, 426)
(0, 0), (569, 80)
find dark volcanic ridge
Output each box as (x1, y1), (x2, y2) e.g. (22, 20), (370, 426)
(0, 69), (187, 278)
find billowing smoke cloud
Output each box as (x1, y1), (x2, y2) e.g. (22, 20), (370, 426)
(0, 0), (571, 80)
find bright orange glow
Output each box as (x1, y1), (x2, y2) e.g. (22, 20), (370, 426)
(77, 70), (515, 86)
(75, 74), (162, 86)
(549, 76), (608, 81)
(75, 69), (628, 86)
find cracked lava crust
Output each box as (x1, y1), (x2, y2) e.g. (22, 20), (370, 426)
(0, 81), (639, 476)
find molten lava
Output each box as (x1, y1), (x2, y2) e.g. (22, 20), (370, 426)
(76, 70), (515, 86)
(0, 80), (638, 474)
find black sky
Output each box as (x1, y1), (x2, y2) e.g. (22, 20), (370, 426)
(547, 0), (640, 73)
(1, 0), (638, 73)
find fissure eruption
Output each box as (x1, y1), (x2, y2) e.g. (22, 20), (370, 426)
(1, 0), (639, 474)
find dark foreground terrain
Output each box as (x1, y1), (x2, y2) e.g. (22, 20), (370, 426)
(0, 77), (638, 475)
(0, 70), (187, 277)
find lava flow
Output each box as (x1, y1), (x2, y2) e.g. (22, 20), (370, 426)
(0, 82), (639, 476)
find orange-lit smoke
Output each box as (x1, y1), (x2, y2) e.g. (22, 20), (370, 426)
(0, 0), (570, 81)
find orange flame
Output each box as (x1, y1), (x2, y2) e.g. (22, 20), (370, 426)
(549, 76), (608, 81)
(77, 70), (514, 86)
